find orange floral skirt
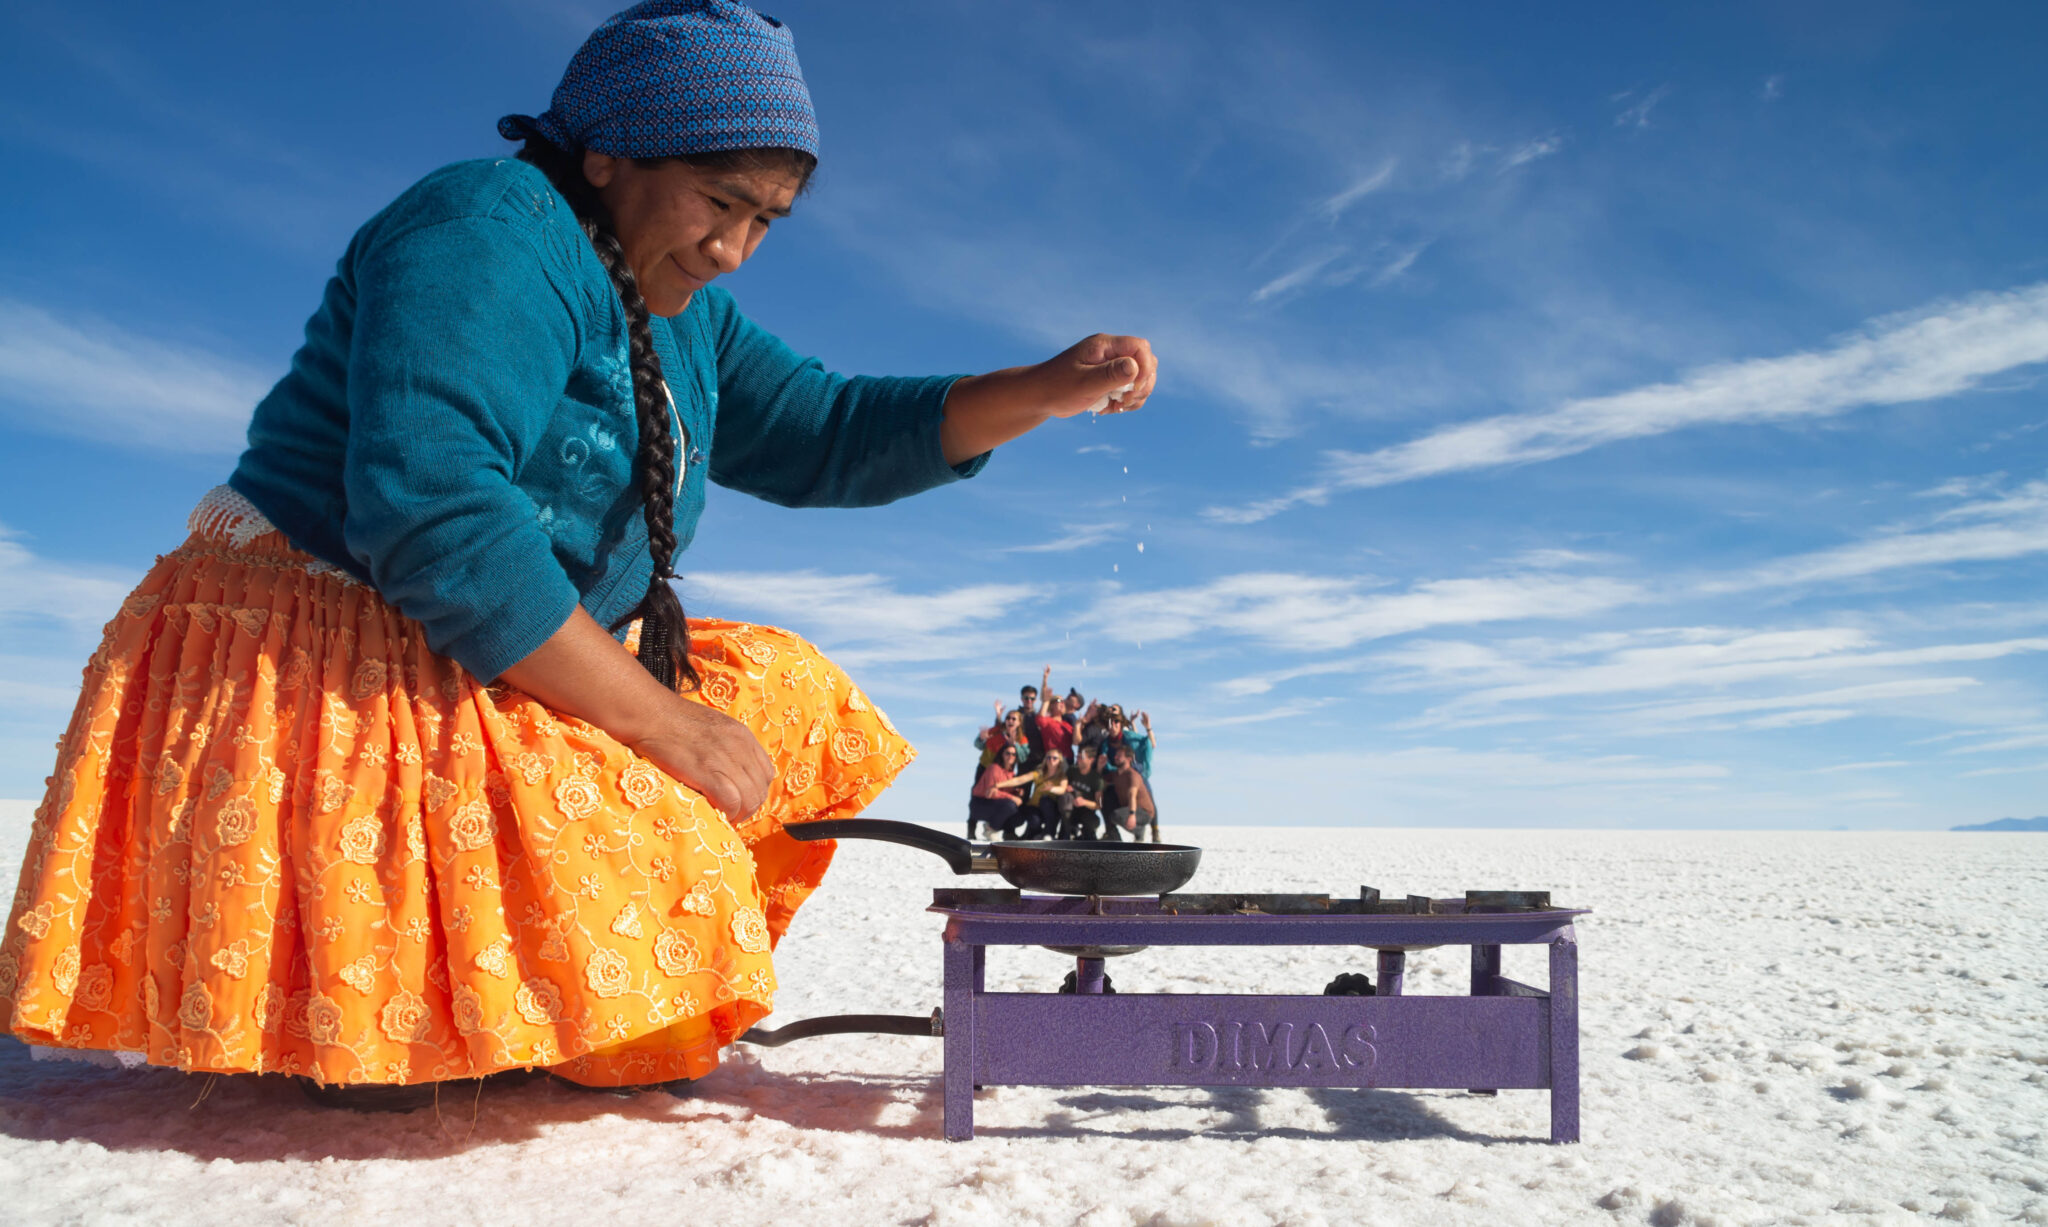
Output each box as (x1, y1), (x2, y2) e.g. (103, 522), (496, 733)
(0, 504), (912, 1087)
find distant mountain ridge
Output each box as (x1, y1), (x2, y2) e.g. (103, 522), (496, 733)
(1952, 816), (2048, 832)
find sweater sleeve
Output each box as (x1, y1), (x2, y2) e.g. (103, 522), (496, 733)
(341, 216), (584, 681)
(701, 289), (988, 507)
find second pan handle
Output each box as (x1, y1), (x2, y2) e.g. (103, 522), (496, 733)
(784, 818), (995, 875)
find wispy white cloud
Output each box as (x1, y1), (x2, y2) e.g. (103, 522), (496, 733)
(1618, 677), (1980, 727)
(0, 526), (136, 627)
(1501, 134), (1564, 169)
(1209, 283), (2048, 522)
(1915, 473), (2004, 500)
(1944, 727), (2048, 755)
(1614, 85), (1673, 130)
(1957, 760), (2048, 778)
(1507, 548), (1622, 569)
(1174, 698), (1333, 729)
(1761, 75), (1785, 102)
(1251, 249), (1347, 303)
(1717, 480), (2048, 591)
(1000, 524), (1123, 554)
(0, 298), (270, 454)
(1320, 159), (1398, 221)
(1743, 708), (1855, 729)
(1368, 243), (1429, 287)
(1393, 629), (2048, 714)
(1088, 570), (1640, 654)
(689, 571), (1042, 667)
(1177, 744), (1725, 800)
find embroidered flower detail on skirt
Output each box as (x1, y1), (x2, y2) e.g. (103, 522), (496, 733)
(51, 948), (81, 997)
(317, 775), (355, 815)
(422, 774), (459, 813)
(254, 983), (287, 1033)
(699, 671), (740, 709)
(782, 761), (817, 795)
(653, 929), (700, 976)
(730, 908), (770, 954)
(338, 955), (379, 995)
(449, 799), (496, 852)
(209, 940), (253, 979)
(610, 902), (644, 939)
(515, 977), (566, 1025)
(379, 989), (432, 1044)
(338, 814), (385, 865)
(304, 993), (345, 1044)
(74, 963), (113, 1011)
(554, 776), (602, 823)
(474, 940), (512, 979)
(830, 728), (871, 765)
(452, 984), (486, 1036)
(678, 881), (716, 916)
(585, 948), (630, 998)
(618, 760), (666, 810)
(351, 659), (388, 702)
(178, 981), (213, 1031)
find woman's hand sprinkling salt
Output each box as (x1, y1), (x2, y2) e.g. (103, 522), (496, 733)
(937, 332), (1159, 464)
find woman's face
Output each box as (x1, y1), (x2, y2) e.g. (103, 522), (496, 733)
(1003, 713), (1022, 733)
(583, 151), (800, 317)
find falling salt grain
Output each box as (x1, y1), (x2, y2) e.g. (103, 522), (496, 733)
(1137, 542), (1145, 553)
(1122, 466), (1129, 474)
(1113, 564), (1119, 573)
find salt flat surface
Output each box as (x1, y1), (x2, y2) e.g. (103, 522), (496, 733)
(1, 822), (2044, 1227)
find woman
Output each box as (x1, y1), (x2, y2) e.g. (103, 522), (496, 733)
(1024, 749), (1071, 840)
(972, 704), (1031, 774)
(968, 743), (1033, 841)
(0, 0), (1155, 1107)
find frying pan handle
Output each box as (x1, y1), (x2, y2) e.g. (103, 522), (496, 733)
(784, 818), (994, 875)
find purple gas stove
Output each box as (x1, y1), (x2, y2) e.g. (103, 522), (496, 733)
(928, 887), (1587, 1143)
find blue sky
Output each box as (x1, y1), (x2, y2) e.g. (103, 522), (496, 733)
(3, 1), (2047, 828)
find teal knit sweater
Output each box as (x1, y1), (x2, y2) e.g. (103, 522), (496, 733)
(228, 158), (982, 681)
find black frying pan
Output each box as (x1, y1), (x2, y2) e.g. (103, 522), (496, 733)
(786, 818), (1200, 896)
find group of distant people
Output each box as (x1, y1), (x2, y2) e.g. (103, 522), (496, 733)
(969, 667), (1159, 842)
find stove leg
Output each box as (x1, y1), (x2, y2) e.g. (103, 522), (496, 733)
(1469, 943), (1501, 1095)
(1375, 949), (1405, 997)
(943, 940), (981, 1141)
(1549, 933), (1580, 1143)
(1075, 956), (1107, 995)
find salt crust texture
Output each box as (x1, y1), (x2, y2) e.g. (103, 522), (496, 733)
(0, 811), (2043, 1227)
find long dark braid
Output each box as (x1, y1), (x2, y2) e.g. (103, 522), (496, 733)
(518, 138), (696, 689)
(514, 136), (816, 689)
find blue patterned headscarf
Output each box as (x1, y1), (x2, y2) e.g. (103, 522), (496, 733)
(498, 0), (819, 159)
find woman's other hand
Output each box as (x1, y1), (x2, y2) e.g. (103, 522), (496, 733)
(633, 701), (776, 821)
(498, 607), (774, 822)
